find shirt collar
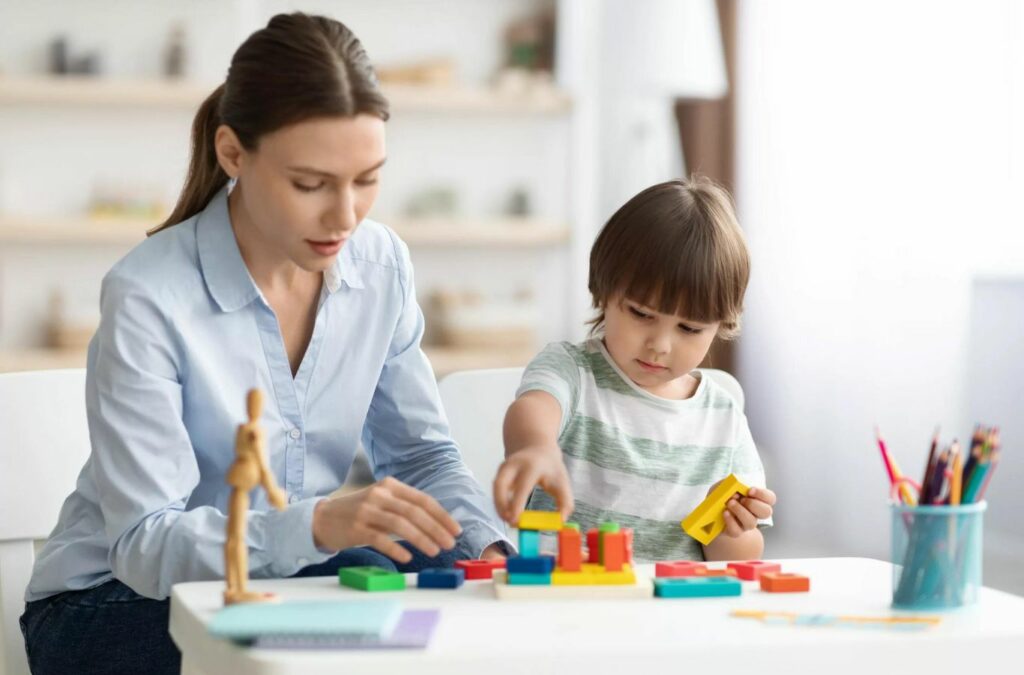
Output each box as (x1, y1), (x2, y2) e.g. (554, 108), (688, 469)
(197, 187), (365, 311)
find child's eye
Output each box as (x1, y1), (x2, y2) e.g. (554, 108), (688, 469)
(628, 306), (650, 320)
(679, 323), (702, 334)
(293, 181), (325, 193)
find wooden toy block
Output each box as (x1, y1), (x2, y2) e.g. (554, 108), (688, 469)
(586, 529), (600, 563)
(727, 561), (782, 581)
(508, 572), (552, 585)
(417, 568), (465, 589)
(506, 555), (555, 575)
(694, 567), (738, 578)
(557, 528), (582, 571)
(518, 529), (540, 557)
(493, 570), (652, 599)
(551, 563), (636, 586)
(551, 567), (599, 585)
(760, 572), (810, 593)
(338, 566), (406, 592)
(598, 521), (620, 533)
(602, 532), (625, 572)
(454, 558), (506, 580)
(518, 510), (563, 531)
(680, 474), (750, 545)
(623, 528), (634, 563)
(655, 561), (708, 578)
(563, 521), (580, 531)
(654, 577), (742, 598)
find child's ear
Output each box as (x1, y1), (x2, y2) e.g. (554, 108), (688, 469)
(214, 125), (246, 179)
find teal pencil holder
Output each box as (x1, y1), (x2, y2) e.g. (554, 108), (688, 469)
(890, 502), (986, 610)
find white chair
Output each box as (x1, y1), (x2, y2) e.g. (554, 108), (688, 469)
(0, 369), (90, 675)
(438, 366), (744, 500)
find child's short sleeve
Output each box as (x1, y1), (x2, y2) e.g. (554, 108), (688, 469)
(516, 341), (581, 438)
(730, 413), (773, 528)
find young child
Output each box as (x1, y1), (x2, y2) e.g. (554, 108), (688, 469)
(492, 177), (775, 562)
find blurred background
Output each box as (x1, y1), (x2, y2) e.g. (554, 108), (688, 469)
(0, 1), (1020, 593)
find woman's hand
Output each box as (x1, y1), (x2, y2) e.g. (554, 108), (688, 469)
(492, 445), (574, 524)
(312, 476), (462, 563)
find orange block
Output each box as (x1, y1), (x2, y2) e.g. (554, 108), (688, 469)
(760, 572), (810, 593)
(558, 528), (582, 572)
(586, 529), (600, 563)
(623, 528), (634, 563)
(602, 532), (625, 572)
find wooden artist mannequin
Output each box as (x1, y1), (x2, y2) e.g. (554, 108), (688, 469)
(224, 388), (288, 605)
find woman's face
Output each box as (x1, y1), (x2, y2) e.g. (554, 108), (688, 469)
(223, 114), (387, 273)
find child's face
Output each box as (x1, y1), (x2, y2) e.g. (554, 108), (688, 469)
(223, 113), (387, 273)
(602, 294), (720, 399)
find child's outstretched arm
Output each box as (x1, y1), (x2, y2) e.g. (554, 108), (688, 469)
(492, 391), (574, 524)
(701, 487), (776, 561)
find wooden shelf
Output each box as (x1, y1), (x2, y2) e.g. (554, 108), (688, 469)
(0, 215), (568, 247)
(0, 76), (571, 115)
(0, 346), (531, 378)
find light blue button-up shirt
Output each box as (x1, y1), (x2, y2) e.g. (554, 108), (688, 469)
(26, 188), (510, 601)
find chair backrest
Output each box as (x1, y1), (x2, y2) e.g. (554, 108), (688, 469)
(437, 365), (745, 501)
(0, 369), (90, 675)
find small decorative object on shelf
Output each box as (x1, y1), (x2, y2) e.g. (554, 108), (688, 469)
(164, 24), (187, 79)
(428, 288), (536, 350)
(404, 186), (458, 218)
(377, 58), (455, 86)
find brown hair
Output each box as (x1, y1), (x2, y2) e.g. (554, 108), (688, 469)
(150, 13), (389, 235)
(588, 176), (750, 339)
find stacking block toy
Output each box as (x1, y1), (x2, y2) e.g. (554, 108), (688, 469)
(654, 577), (742, 598)
(508, 573), (552, 585)
(760, 572), (810, 593)
(455, 558), (505, 580)
(339, 566), (406, 592)
(518, 510), (563, 531)
(417, 568), (465, 589)
(518, 529), (540, 557)
(557, 528), (582, 571)
(586, 529), (600, 563)
(563, 521), (580, 531)
(694, 568), (738, 578)
(681, 474), (750, 545)
(727, 560), (782, 581)
(655, 561), (708, 578)
(552, 563), (636, 586)
(506, 555), (555, 575)
(602, 532), (625, 572)
(623, 528), (634, 563)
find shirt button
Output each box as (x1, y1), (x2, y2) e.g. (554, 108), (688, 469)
(289, 429), (301, 440)
(297, 557), (309, 567)
(289, 494), (300, 505)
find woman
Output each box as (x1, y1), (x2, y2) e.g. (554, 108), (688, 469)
(20, 13), (509, 675)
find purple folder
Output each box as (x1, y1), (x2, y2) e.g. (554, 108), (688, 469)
(253, 610), (440, 650)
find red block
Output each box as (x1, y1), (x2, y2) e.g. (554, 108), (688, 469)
(623, 528), (634, 563)
(655, 561), (707, 578)
(727, 560), (782, 581)
(586, 528), (600, 563)
(558, 528), (582, 571)
(454, 558), (506, 580)
(602, 532), (625, 571)
(760, 572), (810, 593)
(694, 567), (738, 578)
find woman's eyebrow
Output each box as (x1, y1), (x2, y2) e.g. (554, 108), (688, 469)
(286, 157), (387, 179)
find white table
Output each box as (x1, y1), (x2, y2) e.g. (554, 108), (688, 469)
(170, 557), (1024, 675)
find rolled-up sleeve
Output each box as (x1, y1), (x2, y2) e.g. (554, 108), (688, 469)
(361, 236), (511, 558)
(90, 274), (330, 600)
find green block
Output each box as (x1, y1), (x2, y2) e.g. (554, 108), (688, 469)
(654, 577), (742, 598)
(598, 521), (620, 533)
(563, 522), (580, 531)
(339, 566), (406, 592)
(507, 572), (552, 585)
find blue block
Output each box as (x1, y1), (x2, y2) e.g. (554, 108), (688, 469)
(508, 572), (552, 585)
(654, 577), (742, 598)
(506, 555), (555, 575)
(518, 529), (540, 557)
(417, 568), (465, 589)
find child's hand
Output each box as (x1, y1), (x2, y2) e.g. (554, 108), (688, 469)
(492, 446), (574, 524)
(719, 486), (776, 538)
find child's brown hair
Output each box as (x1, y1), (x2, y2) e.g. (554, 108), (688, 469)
(588, 176), (749, 339)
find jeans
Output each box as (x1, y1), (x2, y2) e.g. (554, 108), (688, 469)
(20, 543), (462, 675)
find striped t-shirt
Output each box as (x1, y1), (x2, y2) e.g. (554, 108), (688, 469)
(521, 338), (771, 562)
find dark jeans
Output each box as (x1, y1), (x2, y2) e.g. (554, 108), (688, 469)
(19, 543), (461, 675)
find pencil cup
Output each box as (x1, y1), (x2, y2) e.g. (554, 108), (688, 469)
(890, 502), (986, 610)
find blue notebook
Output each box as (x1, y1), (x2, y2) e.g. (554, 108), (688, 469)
(209, 600), (403, 644)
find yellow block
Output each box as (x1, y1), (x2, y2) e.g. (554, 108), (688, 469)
(518, 510), (563, 531)
(552, 563), (635, 586)
(680, 474), (750, 545)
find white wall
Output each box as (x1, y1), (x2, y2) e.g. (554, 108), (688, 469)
(736, 0), (1024, 563)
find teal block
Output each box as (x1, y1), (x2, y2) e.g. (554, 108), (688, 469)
(518, 529), (540, 557)
(508, 572), (551, 585)
(654, 577), (742, 598)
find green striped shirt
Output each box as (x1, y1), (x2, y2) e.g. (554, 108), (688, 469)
(521, 339), (771, 562)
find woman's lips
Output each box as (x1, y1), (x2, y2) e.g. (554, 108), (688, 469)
(307, 238), (345, 256)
